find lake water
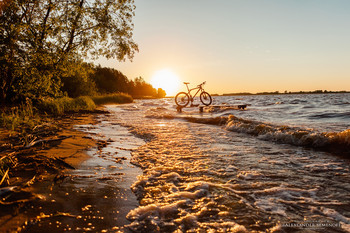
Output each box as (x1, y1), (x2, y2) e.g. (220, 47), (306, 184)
(99, 93), (350, 232)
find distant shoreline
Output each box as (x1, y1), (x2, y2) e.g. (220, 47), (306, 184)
(221, 90), (350, 96)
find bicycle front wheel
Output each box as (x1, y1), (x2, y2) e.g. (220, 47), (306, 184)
(200, 91), (212, 106)
(175, 92), (190, 107)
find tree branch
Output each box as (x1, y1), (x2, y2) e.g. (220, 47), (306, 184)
(38, 0), (53, 50)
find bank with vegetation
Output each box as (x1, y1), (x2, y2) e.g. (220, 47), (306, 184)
(0, 0), (167, 133)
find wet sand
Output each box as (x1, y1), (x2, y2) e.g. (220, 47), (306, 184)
(0, 112), (142, 232)
(0, 114), (95, 232)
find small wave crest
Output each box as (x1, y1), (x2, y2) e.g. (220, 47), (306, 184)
(226, 115), (350, 153)
(309, 112), (350, 119)
(184, 116), (228, 125)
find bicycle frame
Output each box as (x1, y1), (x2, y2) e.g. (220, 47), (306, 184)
(185, 84), (204, 101)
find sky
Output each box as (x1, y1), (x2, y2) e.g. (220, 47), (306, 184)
(95, 0), (350, 95)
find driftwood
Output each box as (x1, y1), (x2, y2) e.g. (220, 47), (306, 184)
(24, 135), (72, 149)
(0, 176), (37, 206)
(0, 186), (16, 198)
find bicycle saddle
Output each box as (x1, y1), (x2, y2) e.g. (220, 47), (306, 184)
(183, 82), (190, 84)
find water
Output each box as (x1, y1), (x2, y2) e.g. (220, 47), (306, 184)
(104, 93), (350, 232)
(18, 93), (350, 232)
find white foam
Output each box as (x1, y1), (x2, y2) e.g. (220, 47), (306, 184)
(304, 162), (344, 172)
(184, 181), (210, 191)
(320, 207), (350, 224)
(198, 221), (248, 232)
(167, 189), (208, 199)
(126, 200), (187, 221)
(226, 165), (238, 171)
(159, 200), (188, 218)
(254, 186), (318, 203)
(159, 172), (182, 182)
(252, 186), (320, 217)
(254, 198), (287, 216)
(174, 214), (198, 228)
(237, 171), (264, 180)
(126, 204), (159, 221)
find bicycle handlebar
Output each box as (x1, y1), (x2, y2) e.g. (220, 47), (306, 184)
(198, 81), (206, 88)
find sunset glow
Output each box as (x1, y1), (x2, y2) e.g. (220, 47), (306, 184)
(150, 69), (181, 96)
(100, 0), (350, 94)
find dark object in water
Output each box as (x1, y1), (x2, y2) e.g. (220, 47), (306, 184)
(238, 104), (247, 110)
(176, 106), (183, 113)
(198, 104), (248, 112)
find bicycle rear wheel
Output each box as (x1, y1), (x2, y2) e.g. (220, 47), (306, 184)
(175, 92), (190, 107)
(200, 91), (212, 106)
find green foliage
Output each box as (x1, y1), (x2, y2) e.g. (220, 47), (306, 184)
(0, 0), (138, 103)
(91, 93), (133, 105)
(61, 62), (97, 98)
(38, 96), (96, 115)
(93, 66), (130, 94)
(73, 96), (96, 111)
(92, 67), (159, 98)
(0, 98), (39, 131)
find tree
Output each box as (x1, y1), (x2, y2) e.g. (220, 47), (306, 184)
(60, 61), (97, 97)
(0, 0), (138, 103)
(157, 88), (166, 98)
(93, 66), (130, 94)
(131, 77), (157, 97)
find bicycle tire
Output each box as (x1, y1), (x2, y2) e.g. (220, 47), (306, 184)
(200, 91), (212, 106)
(175, 92), (190, 107)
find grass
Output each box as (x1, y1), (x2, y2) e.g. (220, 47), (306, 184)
(0, 98), (40, 131)
(38, 96), (96, 115)
(1, 93), (133, 128)
(39, 93), (132, 115)
(1, 93), (133, 129)
(91, 93), (133, 105)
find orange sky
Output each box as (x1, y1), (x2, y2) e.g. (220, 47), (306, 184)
(95, 0), (350, 95)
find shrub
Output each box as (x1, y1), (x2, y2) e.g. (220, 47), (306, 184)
(0, 98), (39, 130)
(38, 96), (96, 115)
(91, 93), (133, 105)
(72, 96), (96, 111)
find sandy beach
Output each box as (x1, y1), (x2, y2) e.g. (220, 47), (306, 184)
(1, 108), (148, 232)
(0, 113), (98, 232)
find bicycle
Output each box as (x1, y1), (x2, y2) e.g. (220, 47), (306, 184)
(175, 81), (212, 107)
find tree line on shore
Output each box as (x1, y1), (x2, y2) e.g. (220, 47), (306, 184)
(59, 62), (166, 99)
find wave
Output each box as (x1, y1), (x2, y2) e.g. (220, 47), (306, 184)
(144, 107), (350, 154)
(309, 112), (350, 119)
(225, 115), (350, 153)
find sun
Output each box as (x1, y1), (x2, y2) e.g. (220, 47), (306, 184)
(150, 69), (181, 96)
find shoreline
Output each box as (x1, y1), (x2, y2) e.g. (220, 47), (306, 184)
(0, 112), (98, 232)
(1, 107), (145, 232)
